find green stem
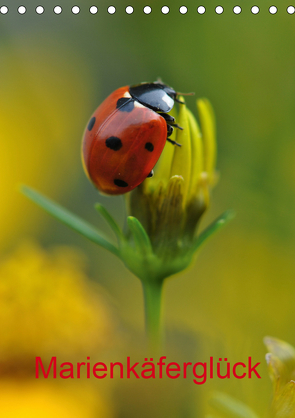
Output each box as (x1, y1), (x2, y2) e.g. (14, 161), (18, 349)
(142, 280), (163, 352)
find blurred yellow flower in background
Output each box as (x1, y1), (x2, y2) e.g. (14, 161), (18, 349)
(129, 97), (218, 261)
(0, 241), (115, 417)
(0, 242), (114, 371)
(0, 381), (113, 418)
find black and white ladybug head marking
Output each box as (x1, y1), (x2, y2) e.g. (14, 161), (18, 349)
(129, 82), (177, 113)
(116, 91), (135, 112)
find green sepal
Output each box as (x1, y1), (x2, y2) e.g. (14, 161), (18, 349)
(95, 203), (125, 243)
(192, 210), (235, 254)
(20, 185), (120, 257)
(127, 216), (153, 255)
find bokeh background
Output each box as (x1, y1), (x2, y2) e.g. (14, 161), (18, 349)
(1, 0), (295, 416)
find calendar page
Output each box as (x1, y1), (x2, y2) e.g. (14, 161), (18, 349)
(1, 1), (294, 417)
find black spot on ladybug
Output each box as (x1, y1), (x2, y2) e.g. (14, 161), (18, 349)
(116, 98), (134, 112)
(87, 116), (96, 131)
(145, 142), (154, 152)
(106, 136), (123, 151)
(114, 179), (128, 187)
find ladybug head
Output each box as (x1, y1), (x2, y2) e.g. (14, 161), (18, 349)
(162, 85), (177, 100)
(153, 79), (177, 100)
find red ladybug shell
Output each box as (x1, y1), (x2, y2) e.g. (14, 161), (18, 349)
(82, 86), (167, 195)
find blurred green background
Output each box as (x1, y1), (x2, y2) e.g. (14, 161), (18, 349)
(1, 0), (295, 416)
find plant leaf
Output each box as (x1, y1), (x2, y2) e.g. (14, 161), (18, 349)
(127, 216), (153, 255)
(95, 203), (124, 243)
(20, 185), (120, 257)
(192, 210), (235, 254)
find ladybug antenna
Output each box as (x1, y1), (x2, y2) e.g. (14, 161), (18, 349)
(175, 91), (195, 104)
(176, 91), (195, 96)
(156, 76), (164, 84)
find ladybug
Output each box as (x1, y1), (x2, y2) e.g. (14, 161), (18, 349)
(82, 81), (185, 195)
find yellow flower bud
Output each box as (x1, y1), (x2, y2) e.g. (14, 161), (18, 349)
(128, 97), (218, 260)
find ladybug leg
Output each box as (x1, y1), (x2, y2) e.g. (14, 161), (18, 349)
(167, 124), (174, 137)
(166, 124), (181, 146)
(159, 112), (183, 130)
(167, 137), (181, 147)
(159, 112), (175, 123)
(170, 123), (183, 130)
